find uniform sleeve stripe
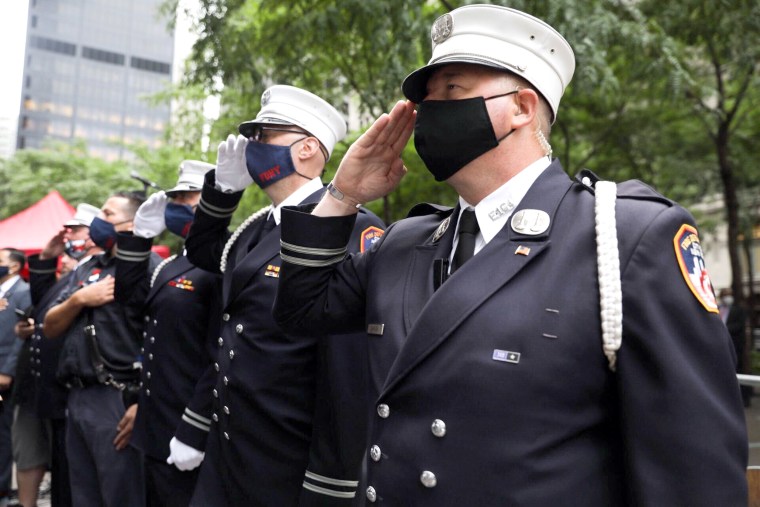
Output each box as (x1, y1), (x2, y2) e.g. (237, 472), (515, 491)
(280, 240), (347, 257)
(280, 253), (345, 268)
(302, 482), (356, 499)
(115, 249), (152, 262)
(181, 414), (210, 432)
(28, 267), (58, 274)
(304, 470), (359, 488)
(199, 198), (237, 218)
(183, 408), (212, 425)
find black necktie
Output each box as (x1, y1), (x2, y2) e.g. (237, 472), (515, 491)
(247, 214), (276, 253)
(262, 214), (276, 235)
(451, 209), (479, 272)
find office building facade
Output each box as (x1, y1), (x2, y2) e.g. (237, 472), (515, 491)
(17, 0), (174, 161)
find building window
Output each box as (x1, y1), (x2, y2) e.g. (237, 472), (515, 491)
(130, 56), (171, 75)
(30, 36), (76, 56)
(82, 46), (125, 66)
(31, 16), (37, 28)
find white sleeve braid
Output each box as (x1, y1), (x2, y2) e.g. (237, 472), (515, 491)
(594, 181), (623, 372)
(150, 254), (177, 288)
(220, 205), (272, 274)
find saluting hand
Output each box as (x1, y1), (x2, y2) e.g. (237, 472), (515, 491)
(215, 134), (254, 193)
(133, 191), (168, 238)
(325, 100), (416, 211)
(40, 228), (67, 260)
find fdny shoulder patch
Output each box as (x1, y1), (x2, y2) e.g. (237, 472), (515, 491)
(673, 224), (718, 313)
(360, 226), (384, 253)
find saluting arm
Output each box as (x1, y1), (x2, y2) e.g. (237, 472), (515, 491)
(184, 170), (240, 274)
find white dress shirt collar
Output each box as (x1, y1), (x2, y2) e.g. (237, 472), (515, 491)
(0, 275), (20, 298)
(270, 178), (324, 225)
(457, 156), (552, 250)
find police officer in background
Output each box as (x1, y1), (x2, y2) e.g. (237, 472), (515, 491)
(13, 203), (100, 507)
(114, 160), (221, 507)
(44, 191), (158, 507)
(273, 4), (747, 505)
(185, 85), (385, 506)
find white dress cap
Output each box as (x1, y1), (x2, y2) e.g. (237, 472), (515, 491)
(64, 203), (100, 227)
(238, 85), (347, 160)
(165, 160), (214, 196)
(402, 4), (575, 123)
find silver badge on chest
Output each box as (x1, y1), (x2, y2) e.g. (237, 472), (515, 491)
(510, 209), (550, 235)
(432, 215), (452, 243)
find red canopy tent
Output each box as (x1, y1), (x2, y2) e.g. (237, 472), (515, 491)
(0, 190), (75, 255)
(0, 191), (171, 276)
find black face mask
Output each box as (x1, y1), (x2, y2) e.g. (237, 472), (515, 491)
(414, 91), (517, 182)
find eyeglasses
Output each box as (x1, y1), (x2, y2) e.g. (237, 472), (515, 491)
(250, 126), (308, 143)
(249, 126), (329, 161)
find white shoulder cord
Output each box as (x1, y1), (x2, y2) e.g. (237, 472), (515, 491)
(220, 205), (272, 274)
(150, 254), (177, 288)
(594, 181), (623, 372)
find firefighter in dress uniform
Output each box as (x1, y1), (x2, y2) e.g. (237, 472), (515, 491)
(273, 5), (748, 505)
(185, 85), (385, 506)
(114, 160), (222, 507)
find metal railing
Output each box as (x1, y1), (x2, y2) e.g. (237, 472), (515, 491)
(738, 374), (760, 387)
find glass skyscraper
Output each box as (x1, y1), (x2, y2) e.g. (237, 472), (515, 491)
(16, 0), (174, 161)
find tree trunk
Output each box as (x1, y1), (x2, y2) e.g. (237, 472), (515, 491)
(743, 236), (756, 373)
(716, 121), (744, 309)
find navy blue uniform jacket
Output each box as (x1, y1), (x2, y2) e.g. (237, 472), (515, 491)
(185, 171), (384, 507)
(24, 255), (74, 418)
(273, 161), (748, 506)
(115, 235), (222, 460)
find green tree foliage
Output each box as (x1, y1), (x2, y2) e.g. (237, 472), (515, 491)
(637, 0), (760, 308)
(0, 140), (135, 218)
(4, 1), (757, 296)
(176, 0), (741, 222)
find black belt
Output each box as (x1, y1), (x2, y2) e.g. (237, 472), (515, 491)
(65, 376), (101, 389)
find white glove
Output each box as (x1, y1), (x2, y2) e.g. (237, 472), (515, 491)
(215, 134), (253, 193)
(166, 436), (205, 471)
(133, 191), (168, 238)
